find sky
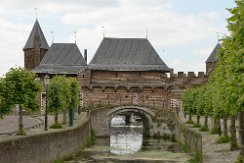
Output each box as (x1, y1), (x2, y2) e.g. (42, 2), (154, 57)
(0, 0), (236, 76)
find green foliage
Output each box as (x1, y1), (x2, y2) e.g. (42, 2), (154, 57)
(85, 129), (96, 147)
(48, 76), (67, 114)
(16, 130), (26, 136)
(216, 136), (230, 144)
(188, 151), (202, 163)
(0, 68), (41, 114)
(50, 122), (62, 129)
(199, 126), (209, 132)
(192, 124), (201, 128)
(182, 88), (197, 118)
(235, 154), (244, 163)
(210, 127), (219, 135)
(186, 120), (194, 124)
(68, 78), (80, 110)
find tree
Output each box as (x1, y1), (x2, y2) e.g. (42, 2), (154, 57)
(195, 87), (204, 127)
(68, 78), (80, 126)
(62, 78), (70, 125)
(0, 78), (12, 118)
(226, 0), (244, 156)
(47, 76), (67, 127)
(2, 68), (40, 134)
(182, 88), (197, 123)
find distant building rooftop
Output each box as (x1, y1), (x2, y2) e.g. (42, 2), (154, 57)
(89, 37), (170, 72)
(206, 43), (220, 63)
(33, 43), (86, 74)
(23, 20), (49, 50)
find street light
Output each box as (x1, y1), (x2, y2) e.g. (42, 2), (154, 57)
(44, 72), (50, 131)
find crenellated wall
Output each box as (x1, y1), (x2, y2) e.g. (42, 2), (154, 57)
(77, 70), (207, 107)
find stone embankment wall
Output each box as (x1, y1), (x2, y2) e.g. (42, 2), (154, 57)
(175, 120), (202, 153)
(0, 120), (91, 163)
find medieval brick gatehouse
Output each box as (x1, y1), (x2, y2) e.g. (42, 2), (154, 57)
(24, 20), (217, 108)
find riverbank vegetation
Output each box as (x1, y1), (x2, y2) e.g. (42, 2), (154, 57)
(182, 1), (244, 160)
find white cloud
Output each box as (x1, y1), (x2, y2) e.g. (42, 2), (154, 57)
(193, 47), (213, 57)
(0, 0), (231, 76)
(171, 59), (205, 73)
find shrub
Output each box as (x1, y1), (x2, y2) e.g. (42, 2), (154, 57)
(216, 136), (230, 144)
(188, 151), (202, 163)
(186, 120), (194, 124)
(50, 123), (62, 129)
(235, 154), (244, 163)
(192, 124), (201, 128)
(199, 126), (209, 132)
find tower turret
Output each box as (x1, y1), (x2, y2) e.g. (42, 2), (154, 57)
(23, 20), (49, 70)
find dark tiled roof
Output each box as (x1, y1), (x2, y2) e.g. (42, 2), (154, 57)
(33, 43), (87, 74)
(33, 65), (85, 75)
(23, 20), (49, 50)
(89, 37), (170, 72)
(206, 43), (220, 63)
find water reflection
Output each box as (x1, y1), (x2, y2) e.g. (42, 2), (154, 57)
(110, 123), (143, 154)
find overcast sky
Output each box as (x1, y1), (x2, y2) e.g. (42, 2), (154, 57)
(0, 0), (235, 76)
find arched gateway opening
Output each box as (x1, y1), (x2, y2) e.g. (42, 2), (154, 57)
(90, 105), (177, 154)
(107, 106), (155, 154)
(107, 106), (155, 136)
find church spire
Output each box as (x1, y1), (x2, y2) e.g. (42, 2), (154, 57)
(23, 20), (49, 50)
(23, 20), (49, 70)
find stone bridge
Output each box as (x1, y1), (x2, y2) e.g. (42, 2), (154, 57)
(89, 105), (178, 137)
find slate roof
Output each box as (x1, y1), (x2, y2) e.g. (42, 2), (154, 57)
(206, 43), (220, 63)
(89, 37), (170, 72)
(33, 43), (87, 74)
(23, 20), (49, 50)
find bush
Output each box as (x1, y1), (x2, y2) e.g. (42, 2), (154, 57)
(50, 123), (62, 129)
(216, 136), (230, 144)
(192, 124), (201, 128)
(16, 130), (26, 136)
(188, 151), (202, 163)
(199, 126), (209, 132)
(235, 154), (244, 163)
(186, 120), (194, 124)
(210, 127), (219, 134)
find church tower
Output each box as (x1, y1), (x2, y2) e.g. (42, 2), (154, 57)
(23, 20), (49, 70)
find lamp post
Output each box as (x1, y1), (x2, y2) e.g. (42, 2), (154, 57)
(44, 72), (50, 131)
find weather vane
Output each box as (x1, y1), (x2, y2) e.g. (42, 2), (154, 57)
(74, 31), (77, 43)
(216, 32), (220, 42)
(102, 26), (105, 38)
(50, 31), (54, 43)
(146, 26), (148, 38)
(34, 8), (38, 20)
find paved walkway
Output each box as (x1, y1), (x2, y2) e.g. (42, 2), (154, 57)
(0, 116), (43, 135)
(0, 112), (89, 142)
(179, 113), (239, 163)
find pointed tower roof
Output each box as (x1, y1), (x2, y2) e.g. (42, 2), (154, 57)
(206, 43), (220, 63)
(23, 20), (49, 50)
(89, 37), (170, 72)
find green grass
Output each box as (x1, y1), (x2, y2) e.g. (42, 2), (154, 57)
(50, 123), (62, 129)
(216, 136), (230, 144)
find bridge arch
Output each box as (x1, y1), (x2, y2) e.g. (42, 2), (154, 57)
(90, 105), (169, 137)
(107, 106), (155, 136)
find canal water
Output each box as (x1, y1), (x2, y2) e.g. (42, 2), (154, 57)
(67, 119), (191, 162)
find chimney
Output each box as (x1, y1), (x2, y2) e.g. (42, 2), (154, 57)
(84, 49), (87, 64)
